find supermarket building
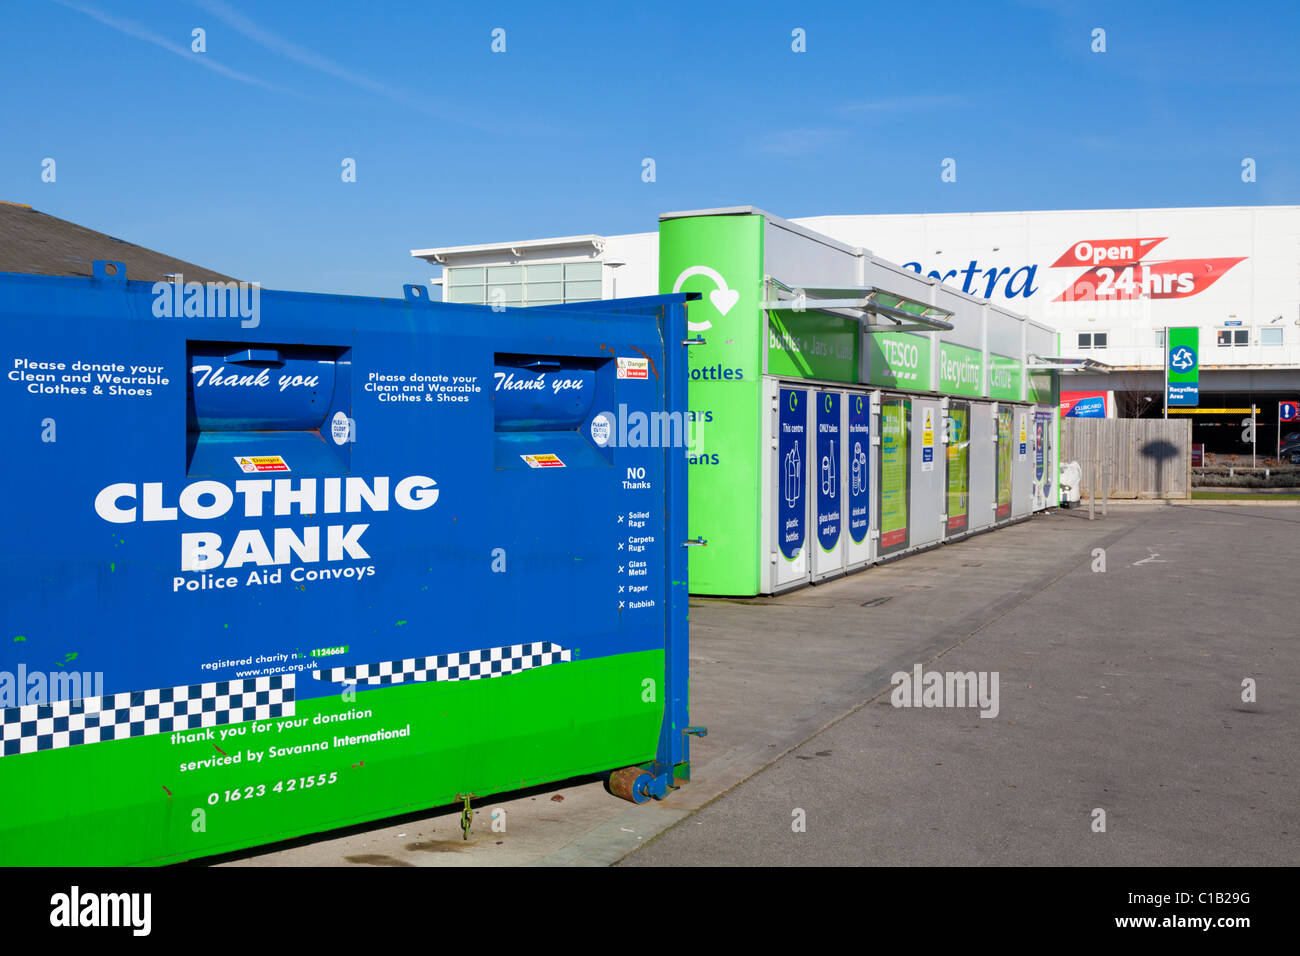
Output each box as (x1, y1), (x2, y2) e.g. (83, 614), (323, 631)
(417, 204), (1300, 453)
(413, 205), (1298, 595)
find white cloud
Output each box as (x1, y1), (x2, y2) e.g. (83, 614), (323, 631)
(49, 0), (295, 94)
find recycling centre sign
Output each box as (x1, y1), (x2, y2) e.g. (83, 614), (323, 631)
(1166, 327), (1199, 408)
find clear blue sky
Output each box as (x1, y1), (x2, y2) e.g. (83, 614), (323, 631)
(2, 0), (1296, 297)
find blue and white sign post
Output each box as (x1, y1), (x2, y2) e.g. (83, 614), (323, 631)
(1279, 401), (1299, 461)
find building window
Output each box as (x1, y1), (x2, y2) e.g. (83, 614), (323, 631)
(445, 266), (485, 304)
(1216, 328), (1249, 347)
(1262, 327), (1283, 347)
(444, 261), (603, 307)
(1078, 332), (1107, 349)
(1154, 330), (1165, 348)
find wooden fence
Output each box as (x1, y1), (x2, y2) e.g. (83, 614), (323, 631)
(1061, 418), (1192, 499)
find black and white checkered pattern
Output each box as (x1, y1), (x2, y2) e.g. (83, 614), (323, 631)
(312, 642), (572, 686)
(0, 675), (295, 758)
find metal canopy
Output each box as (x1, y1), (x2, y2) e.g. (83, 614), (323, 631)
(761, 277), (955, 332)
(1028, 355), (1113, 374)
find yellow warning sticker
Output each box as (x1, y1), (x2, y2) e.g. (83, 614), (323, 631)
(921, 408), (934, 447)
(521, 453), (565, 469)
(235, 455), (290, 473)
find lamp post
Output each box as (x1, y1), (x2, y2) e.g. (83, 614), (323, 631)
(604, 258), (626, 299)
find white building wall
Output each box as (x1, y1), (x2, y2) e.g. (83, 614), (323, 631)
(598, 231), (658, 299)
(794, 207), (1300, 372)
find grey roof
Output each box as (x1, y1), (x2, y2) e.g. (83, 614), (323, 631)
(0, 201), (237, 283)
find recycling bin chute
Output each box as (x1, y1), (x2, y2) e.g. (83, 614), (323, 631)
(186, 342), (354, 477)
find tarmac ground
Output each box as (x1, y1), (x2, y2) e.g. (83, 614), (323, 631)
(217, 504), (1298, 867)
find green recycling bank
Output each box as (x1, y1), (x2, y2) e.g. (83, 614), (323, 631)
(660, 208), (1060, 596)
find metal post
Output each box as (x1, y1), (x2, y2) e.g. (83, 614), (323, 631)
(1163, 325), (1169, 420)
(1102, 454), (1108, 516)
(1089, 453), (1097, 521)
(1252, 404), (1257, 469)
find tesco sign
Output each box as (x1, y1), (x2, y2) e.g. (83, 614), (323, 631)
(881, 338), (920, 369)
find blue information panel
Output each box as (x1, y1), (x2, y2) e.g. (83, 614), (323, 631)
(778, 388), (807, 560)
(1034, 418), (1046, 482)
(816, 392), (841, 552)
(848, 393), (870, 545)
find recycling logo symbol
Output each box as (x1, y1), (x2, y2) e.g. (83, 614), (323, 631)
(1169, 346), (1196, 372)
(673, 265), (738, 333)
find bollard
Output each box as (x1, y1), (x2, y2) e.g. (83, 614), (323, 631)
(1102, 456), (1108, 517)
(1089, 456), (1097, 521)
